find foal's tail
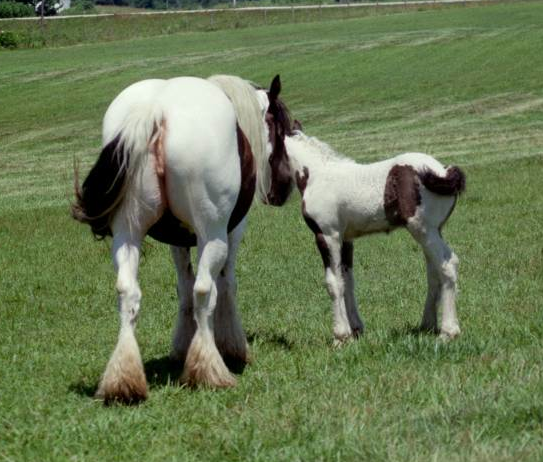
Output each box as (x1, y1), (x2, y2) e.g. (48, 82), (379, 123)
(419, 166), (466, 196)
(71, 104), (163, 238)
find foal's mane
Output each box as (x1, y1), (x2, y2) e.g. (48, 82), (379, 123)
(291, 131), (355, 164)
(208, 75), (270, 202)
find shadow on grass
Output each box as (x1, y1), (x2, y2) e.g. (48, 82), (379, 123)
(247, 331), (295, 350)
(68, 380), (97, 398)
(389, 324), (439, 340)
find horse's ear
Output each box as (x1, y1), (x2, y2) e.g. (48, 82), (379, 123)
(269, 75), (281, 101)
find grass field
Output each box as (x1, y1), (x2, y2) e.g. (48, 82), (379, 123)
(1, 0), (491, 49)
(1, 1), (542, 461)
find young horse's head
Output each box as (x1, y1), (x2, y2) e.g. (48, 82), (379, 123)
(264, 75), (295, 206)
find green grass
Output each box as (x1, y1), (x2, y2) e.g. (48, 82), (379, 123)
(1, 2), (543, 461)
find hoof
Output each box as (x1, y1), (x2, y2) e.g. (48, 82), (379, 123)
(95, 370), (147, 405)
(333, 334), (356, 348)
(439, 327), (461, 342)
(96, 330), (148, 405)
(181, 334), (237, 389)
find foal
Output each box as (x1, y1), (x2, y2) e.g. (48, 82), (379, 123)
(285, 124), (465, 343)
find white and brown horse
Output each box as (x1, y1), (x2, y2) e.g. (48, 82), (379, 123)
(72, 75), (293, 403)
(285, 122), (465, 344)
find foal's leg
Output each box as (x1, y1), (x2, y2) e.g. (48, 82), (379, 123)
(419, 253), (440, 334)
(318, 234), (353, 345)
(181, 229), (236, 387)
(410, 228), (461, 340)
(95, 230), (147, 404)
(214, 219), (249, 372)
(341, 241), (364, 337)
(170, 246), (196, 364)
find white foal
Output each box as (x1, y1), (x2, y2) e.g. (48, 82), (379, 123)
(72, 75), (294, 403)
(285, 126), (465, 344)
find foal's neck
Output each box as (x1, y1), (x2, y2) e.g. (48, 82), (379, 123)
(285, 133), (351, 177)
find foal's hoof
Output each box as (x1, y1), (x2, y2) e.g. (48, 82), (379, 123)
(333, 335), (356, 348)
(438, 327), (461, 342)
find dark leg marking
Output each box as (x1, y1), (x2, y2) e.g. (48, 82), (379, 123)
(301, 198), (330, 269)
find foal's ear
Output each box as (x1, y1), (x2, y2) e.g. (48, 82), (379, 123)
(269, 75), (281, 101)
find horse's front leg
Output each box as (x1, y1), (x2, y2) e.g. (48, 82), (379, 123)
(341, 241), (364, 337)
(181, 229), (236, 388)
(170, 246), (196, 364)
(316, 233), (353, 346)
(95, 231), (147, 404)
(214, 218), (249, 373)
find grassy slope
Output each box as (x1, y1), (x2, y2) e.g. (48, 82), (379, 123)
(1, 2), (542, 461)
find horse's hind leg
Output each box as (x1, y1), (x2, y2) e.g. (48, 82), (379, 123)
(341, 241), (364, 337)
(419, 252), (440, 334)
(214, 218), (249, 373)
(96, 230), (147, 404)
(170, 246), (196, 364)
(181, 229), (236, 388)
(410, 227), (461, 340)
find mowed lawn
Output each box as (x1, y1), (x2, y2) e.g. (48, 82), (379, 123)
(1, 2), (542, 461)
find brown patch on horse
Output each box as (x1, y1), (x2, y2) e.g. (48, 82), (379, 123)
(147, 210), (197, 247)
(295, 166), (309, 193)
(384, 165), (421, 227)
(302, 199), (330, 269)
(150, 118), (168, 207)
(228, 124), (256, 231)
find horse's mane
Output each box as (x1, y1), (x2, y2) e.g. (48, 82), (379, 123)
(208, 75), (270, 202)
(291, 131), (355, 165)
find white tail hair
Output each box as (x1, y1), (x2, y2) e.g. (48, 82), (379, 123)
(208, 75), (271, 203)
(112, 102), (164, 231)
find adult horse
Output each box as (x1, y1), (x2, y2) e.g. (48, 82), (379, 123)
(72, 75), (293, 403)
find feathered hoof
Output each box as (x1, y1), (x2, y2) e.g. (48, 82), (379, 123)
(95, 366), (148, 405)
(181, 335), (237, 389)
(95, 333), (148, 405)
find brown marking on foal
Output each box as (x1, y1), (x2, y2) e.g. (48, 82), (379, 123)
(384, 165), (421, 227)
(295, 166), (309, 193)
(302, 199), (330, 269)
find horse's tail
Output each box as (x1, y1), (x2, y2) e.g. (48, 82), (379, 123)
(418, 166), (466, 196)
(71, 104), (163, 238)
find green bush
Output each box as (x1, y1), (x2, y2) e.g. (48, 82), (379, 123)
(0, 1), (34, 17)
(62, 0), (96, 14)
(0, 30), (19, 48)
